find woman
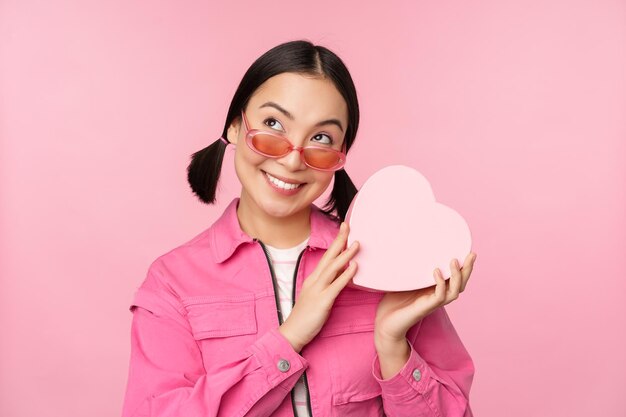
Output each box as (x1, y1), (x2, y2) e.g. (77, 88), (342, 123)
(121, 39), (477, 417)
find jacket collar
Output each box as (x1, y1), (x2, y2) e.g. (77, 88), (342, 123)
(208, 197), (340, 263)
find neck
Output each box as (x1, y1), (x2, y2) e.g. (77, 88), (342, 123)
(236, 193), (311, 249)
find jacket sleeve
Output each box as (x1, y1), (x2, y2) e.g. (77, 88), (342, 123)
(371, 306), (475, 417)
(121, 268), (308, 417)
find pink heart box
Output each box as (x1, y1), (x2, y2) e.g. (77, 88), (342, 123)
(345, 165), (472, 292)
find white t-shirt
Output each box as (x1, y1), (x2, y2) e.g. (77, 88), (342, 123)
(265, 237), (311, 417)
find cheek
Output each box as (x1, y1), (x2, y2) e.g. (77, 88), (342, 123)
(313, 171), (335, 189)
(233, 149), (265, 188)
(234, 146), (266, 173)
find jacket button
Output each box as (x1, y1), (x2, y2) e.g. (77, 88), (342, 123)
(277, 359), (291, 372)
(412, 369), (422, 381)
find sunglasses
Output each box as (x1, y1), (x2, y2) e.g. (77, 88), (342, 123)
(221, 109), (347, 172)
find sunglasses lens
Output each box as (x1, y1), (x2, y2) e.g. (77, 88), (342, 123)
(303, 148), (343, 170)
(250, 134), (291, 156)
(248, 132), (343, 170)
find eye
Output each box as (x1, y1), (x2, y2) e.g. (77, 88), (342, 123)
(263, 117), (284, 131)
(311, 133), (334, 146)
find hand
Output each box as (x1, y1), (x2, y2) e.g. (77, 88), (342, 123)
(279, 222), (359, 352)
(374, 252), (477, 351)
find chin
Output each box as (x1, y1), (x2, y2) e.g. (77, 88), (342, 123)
(258, 199), (305, 219)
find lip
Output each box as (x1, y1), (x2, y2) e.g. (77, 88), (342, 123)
(262, 170), (306, 196)
(262, 170), (305, 185)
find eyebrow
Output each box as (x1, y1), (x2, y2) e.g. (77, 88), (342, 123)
(259, 101), (344, 133)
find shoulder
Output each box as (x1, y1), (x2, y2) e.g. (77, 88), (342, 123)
(144, 199), (241, 286)
(131, 225), (213, 305)
(151, 226), (213, 274)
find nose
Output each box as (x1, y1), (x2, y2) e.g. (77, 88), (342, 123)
(277, 148), (307, 171)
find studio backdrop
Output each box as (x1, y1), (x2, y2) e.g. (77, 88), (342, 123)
(1, 1), (624, 416)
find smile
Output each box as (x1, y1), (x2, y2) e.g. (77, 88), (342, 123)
(263, 171), (304, 190)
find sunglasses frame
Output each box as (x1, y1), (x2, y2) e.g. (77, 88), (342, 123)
(239, 109), (347, 172)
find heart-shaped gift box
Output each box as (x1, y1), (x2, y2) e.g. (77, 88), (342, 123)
(345, 165), (472, 292)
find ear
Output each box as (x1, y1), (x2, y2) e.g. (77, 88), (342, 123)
(226, 116), (241, 145)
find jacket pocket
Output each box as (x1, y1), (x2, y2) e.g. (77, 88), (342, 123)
(318, 288), (382, 337)
(317, 288), (384, 414)
(182, 293), (257, 340)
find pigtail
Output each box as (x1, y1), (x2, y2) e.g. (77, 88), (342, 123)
(321, 169), (358, 222)
(186, 137), (229, 204)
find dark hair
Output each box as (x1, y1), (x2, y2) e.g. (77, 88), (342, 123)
(187, 39), (359, 222)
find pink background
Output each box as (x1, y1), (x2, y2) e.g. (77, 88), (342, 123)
(1, 1), (624, 416)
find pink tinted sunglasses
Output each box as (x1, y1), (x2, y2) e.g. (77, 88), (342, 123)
(221, 110), (347, 171)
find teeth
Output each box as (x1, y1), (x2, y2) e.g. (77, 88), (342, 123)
(265, 172), (301, 190)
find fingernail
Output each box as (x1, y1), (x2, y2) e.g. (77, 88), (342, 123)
(454, 259), (460, 268)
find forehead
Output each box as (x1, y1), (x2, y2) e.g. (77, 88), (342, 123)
(247, 72), (348, 127)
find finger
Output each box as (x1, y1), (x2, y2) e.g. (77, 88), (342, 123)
(447, 259), (462, 300)
(317, 222), (351, 270)
(415, 269), (447, 314)
(459, 253), (476, 292)
(327, 260), (358, 297)
(320, 240), (360, 285)
(432, 268), (447, 306)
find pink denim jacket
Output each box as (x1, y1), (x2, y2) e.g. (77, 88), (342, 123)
(121, 198), (475, 417)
